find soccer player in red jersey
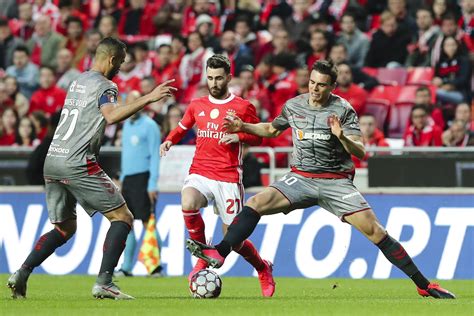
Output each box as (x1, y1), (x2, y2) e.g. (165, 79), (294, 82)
(160, 55), (275, 297)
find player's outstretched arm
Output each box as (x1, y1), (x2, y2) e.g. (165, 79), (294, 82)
(223, 116), (282, 138)
(101, 79), (177, 124)
(329, 114), (366, 159)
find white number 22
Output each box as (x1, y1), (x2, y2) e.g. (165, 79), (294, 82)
(53, 109), (79, 141)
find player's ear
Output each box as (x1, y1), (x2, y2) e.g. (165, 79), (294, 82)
(226, 73), (232, 82)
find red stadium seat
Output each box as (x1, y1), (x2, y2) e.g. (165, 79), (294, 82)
(368, 85), (401, 104)
(389, 102), (414, 138)
(396, 85), (437, 104)
(376, 68), (408, 86)
(365, 99), (391, 131)
(362, 67), (378, 77)
(406, 67), (434, 86)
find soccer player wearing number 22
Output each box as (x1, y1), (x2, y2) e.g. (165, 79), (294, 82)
(187, 60), (455, 299)
(7, 37), (176, 300)
(160, 55), (275, 297)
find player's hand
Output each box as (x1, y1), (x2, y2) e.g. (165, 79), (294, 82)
(218, 133), (239, 145)
(160, 140), (173, 156)
(222, 115), (243, 132)
(148, 191), (158, 205)
(149, 79), (177, 103)
(328, 114), (343, 139)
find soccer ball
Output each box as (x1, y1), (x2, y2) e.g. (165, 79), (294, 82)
(189, 269), (222, 299)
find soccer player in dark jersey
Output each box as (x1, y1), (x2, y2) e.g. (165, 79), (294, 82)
(7, 37), (176, 300)
(186, 60), (455, 299)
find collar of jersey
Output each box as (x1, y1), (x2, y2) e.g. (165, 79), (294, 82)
(208, 93), (235, 105)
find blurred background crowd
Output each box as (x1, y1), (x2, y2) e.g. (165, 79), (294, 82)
(0, 0), (473, 170)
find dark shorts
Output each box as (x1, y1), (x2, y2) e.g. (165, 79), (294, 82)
(270, 172), (371, 221)
(122, 172), (152, 221)
(45, 171), (125, 223)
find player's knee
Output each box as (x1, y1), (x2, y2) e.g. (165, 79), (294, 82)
(365, 223), (386, 243)
(182, 194), (205, 210)
(55, 220), (77, 240)
(246, 194), (268, 213)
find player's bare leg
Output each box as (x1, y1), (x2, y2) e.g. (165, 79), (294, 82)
(182, 187), (210, 281)
(345, 209), (455, 299)
(187, 187), (289, 268)
(7, 218), (75, 299)
(92, 204), (135, 300)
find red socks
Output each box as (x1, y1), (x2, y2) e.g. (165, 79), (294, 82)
(182, 210), (206, 244)
(234, 239), (265, 272)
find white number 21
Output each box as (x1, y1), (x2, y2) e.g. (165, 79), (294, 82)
(53, 108), (79, 141)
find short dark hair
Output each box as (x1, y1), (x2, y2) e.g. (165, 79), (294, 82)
(311, 60), (338, 84)
(206, 54), (231, 74)
(96, 37), (126, 58)
(40, 65), (55, 74)
(86, 29), (102, 38)
(65, 15), (83, 28)
(0, 17), (9, 27)
(416, 85), (431, 95)
(158, 44), (171, 52)
(14, 45), (30, 56)
(411, 104), (428, 115)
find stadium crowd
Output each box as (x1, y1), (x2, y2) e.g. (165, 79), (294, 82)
(0, 0), (473, 169)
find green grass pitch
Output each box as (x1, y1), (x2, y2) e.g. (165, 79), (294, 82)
(1, 275), (473, 316)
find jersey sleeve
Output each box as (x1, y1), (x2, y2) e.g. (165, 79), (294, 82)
(165, 101), (196, 144)
(237, 102), (263, 146)
(341, 105), (362, 136)
(271, 103), (291, 131)
(98, 89), (119, 108)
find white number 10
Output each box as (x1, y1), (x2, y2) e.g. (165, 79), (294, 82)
(53, 108), (79, 141)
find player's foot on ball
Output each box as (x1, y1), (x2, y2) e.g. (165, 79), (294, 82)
(417, 283), (456, 299)
(186, 239), (225, 268)
(92, 282), (135, 300)
(188, 258), (209, 282)
(257, 260), (276, 297)
(7, 269), (30, 299)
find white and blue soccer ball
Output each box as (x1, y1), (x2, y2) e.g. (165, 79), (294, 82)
(189, 269), (222, 299)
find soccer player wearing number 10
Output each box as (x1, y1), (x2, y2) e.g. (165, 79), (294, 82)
(187, 60), (455, 299)
(7, 37), (176, 300)
(160, 55), (275, 297)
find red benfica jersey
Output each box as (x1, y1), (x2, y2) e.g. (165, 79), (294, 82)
(165, 93), (262, 183)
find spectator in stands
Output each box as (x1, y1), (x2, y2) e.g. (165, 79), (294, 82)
(26, 15), (65, 68)
(118, 0), (158, 36)
(297, 30), (331, 70)
(433, 36), (471, 104)
(98, 15), (118, 38)
(414, 86), (445, 130)
(32, 0), (60, 25)
(4, 76), (29, 117)
(26, 111), (60, 185)
(432, 0), (449, 25)
(454, 102), (473, 131)
(353, 113), (390, 168)
(0, 80), (13, 110)
(94, 0), (122, 29)
(6, 45), (39, 99)
(217, 30), (254, 76)
(334, 62), (368, 116)
(329, 43), (379, 90)
(284, 0), (313, 42)
(0, 107), (19, 145)
(337, 12), (370, 68)
(131, 42), (152, 79)
(76, 30), (102, 72)
(30, 110), (49, 140)
(387, 0), (417, 32)
(242, 143), (263, 188)
(56, 48), (80, 91)
(295, 66), (309, 95)
(442, 118), (473, 146)
(64, 16), (86, 67)
(234, 15), (258, 53)
(0, 0), (17, 20)
(140, 76), (172, 116)
(0, 17), (24, 71)
(171, 35), (186, 66)
(459, 0), (474, 35)
(14, 117), (40, 147)
(181, 0), (219, 37)
(113, 52), (141, 99)
(14, 3), (35, 41)
(406, 7), (441, 67)
(365, 11), (411, 67)
(404, 104), (443, 146)
(161, 105), (196, 144)
(267, 53), (297, 119)
(255, 28), (291, 65)
(56, 0), (89, 36)
(29, 66), (67, 116)
(152, 44), (182, 92)
(196, 14), (219, 50)
(179, 32), (213, 102)
(152, 0), (184, 35)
